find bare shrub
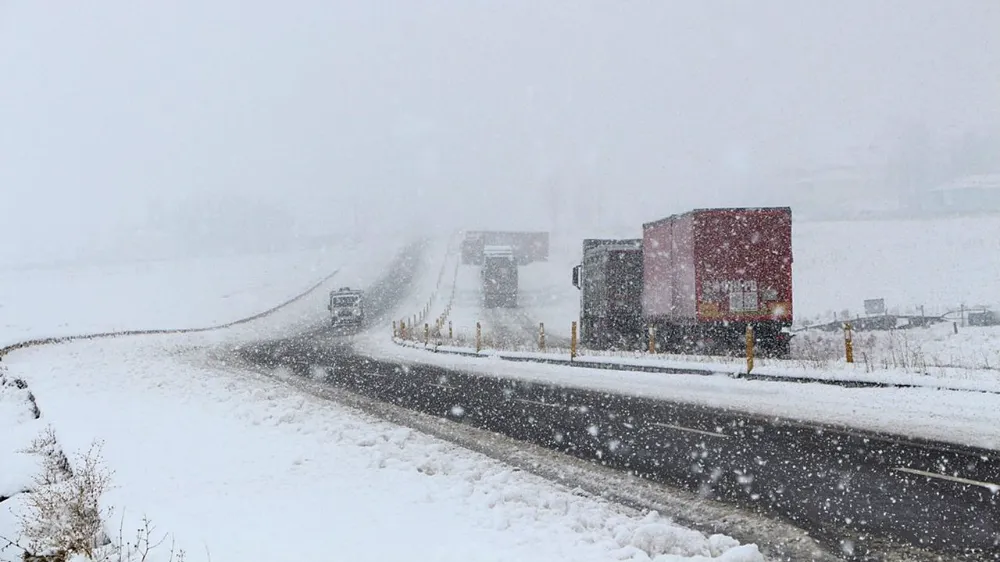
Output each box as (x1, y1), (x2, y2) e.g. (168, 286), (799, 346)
(20, 426), (74, 485)
(8, 428), (188, 562)
(108, 516), (187, 562)
(17, 438), (113, 561)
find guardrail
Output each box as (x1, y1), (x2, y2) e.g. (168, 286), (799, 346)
(390, 332), (1000, 395)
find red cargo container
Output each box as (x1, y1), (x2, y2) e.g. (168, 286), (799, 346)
(642, 207), (793, 355)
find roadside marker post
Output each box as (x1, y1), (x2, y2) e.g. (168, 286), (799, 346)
(570, 321), (578, 361)
(844, 322), (854, 364)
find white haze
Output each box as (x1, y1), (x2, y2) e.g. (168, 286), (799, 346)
(1, 1), (998, 265)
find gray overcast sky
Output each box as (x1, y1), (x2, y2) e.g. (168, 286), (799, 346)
(2, 1), (998, 263)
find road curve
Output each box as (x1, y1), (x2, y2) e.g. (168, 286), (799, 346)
(235, 330), (1000, 562)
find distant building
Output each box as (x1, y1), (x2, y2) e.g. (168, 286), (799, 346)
(920, 173), (1000, 215)
(766, 165), (899, 221)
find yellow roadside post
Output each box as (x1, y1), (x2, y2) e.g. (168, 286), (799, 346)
(570, 321), (578, 361)
(844, 322), (855, 363)
(746, 324), (755, 374)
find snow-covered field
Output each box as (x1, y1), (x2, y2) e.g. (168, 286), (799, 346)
(1, 236), (763, 562)
(0, 245), (363, 347)
(793, 216), (1000, 322)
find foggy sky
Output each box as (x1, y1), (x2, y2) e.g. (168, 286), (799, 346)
(2, 1), (998, 264)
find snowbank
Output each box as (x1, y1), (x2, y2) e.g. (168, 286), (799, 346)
(0, 371), (43, 504)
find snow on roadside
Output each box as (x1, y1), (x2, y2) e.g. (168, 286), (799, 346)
(0, 371), (43, 501)
(0, 369), (47, 556)
(371, 337), (1000, 450)
(1, 239), (409, 560)
(792, 321), (1000, 374)
(3, 337), (763, 562)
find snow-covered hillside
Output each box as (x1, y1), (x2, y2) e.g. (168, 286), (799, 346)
(0, 247), (337, 346)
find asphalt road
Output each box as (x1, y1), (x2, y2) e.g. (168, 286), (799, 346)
(232, 239), (999, 561)
(233, 321), (1000, 561)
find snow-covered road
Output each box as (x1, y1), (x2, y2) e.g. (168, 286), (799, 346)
(3, 336), (762, 562)
(372, 231), (1000, 451)
(1, 238), (765, 561)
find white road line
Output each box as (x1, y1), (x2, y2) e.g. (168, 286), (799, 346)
(426, 383), (456, 390)
(892, 467), (1000, 492)
(514, 398), (565, 409)
(652, 422), (729, 439)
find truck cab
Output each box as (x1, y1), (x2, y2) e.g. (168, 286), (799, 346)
(327, 287), (365, 330)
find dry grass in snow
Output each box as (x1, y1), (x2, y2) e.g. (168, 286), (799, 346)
(2, 427), (185, 562)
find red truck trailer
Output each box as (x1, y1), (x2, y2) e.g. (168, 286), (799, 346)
(642, 207), (793, 356)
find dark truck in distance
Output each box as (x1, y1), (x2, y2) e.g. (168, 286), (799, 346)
(573, 207), (794, 357)
(481, 245), (519, 308)
(572, 239), (644, 350)
(327, 287), (365, 331)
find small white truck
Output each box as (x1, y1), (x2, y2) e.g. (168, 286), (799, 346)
(327, 287), (365, 331)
